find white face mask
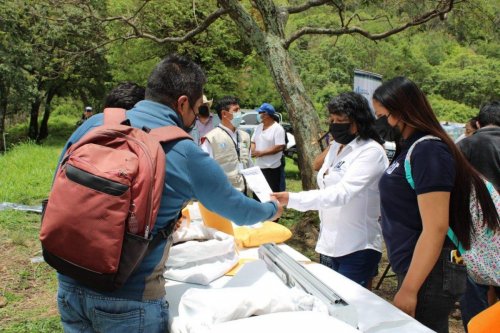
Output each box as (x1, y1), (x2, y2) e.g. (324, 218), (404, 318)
(230, 111), (242, 128)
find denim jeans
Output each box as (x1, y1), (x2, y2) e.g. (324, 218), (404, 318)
(57, 280), (169, 333)
(460, 276), (490, 332)
(397, 246), (466, 333)
(319, 249), (381, 288)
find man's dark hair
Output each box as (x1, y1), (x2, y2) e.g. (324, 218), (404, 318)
(145, 54), (206, 109)
(327, 92), (383, 145)
(478, 101), (500, 127)
(104, 82), (145, 110)
(214, 96), (240, 119)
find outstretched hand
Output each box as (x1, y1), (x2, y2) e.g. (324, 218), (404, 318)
(272, 192), (290, 206)
(268, 197), (284, 221)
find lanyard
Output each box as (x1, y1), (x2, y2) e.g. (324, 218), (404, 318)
(218, 126), (241, 161)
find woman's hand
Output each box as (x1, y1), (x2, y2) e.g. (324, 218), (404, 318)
(272, 192), (289, 206)
(393, 286), (418, 317)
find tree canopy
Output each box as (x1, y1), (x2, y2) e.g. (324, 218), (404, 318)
(1, 0), (498, 185)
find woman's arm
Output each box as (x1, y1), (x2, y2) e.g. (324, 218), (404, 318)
(285, 146), (387, 211)
(313, 147), (330, 171)
(393, 191), (450, 317)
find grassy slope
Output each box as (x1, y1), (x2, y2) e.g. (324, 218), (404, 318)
(0, 143), (62, 332)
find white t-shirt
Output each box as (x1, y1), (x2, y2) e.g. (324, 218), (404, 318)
(251, 122), (286, 169)
(287, 138), (389, 257)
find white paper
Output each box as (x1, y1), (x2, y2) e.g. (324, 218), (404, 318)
(240, 166), (272, 202)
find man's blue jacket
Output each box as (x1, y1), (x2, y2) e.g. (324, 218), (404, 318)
(57, 100), (278, 300)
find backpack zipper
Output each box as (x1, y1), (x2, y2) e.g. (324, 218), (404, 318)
(106, 129), (156, 239)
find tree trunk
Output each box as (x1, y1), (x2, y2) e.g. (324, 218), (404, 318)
(28, 96), (42, 140)
(38, 90), (56, 142)
(219, 0), (322, 190)
(0, 82), (8, 153)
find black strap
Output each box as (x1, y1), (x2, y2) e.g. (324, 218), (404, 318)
(218, 126), (241, 161)
(217, 126), (250, 194)
(147, 214), (179, 252)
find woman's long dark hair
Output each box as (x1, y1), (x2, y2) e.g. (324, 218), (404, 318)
(373, 77), (499, 249)
(327, 92), (384, 145)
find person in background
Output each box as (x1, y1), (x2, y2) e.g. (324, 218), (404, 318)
(273, 92), (388, 288)
(76, 106), (93, 126)
(455, 116), (479, 143)
(192, 95), (218, 145)
(373, 77), (499, 333)
(104, 82), (146, 110)
(457, 101), (500, 331)
(56, 54), (282, 333)
(201, 96), (252, 193)
(251, 103), (286, 194)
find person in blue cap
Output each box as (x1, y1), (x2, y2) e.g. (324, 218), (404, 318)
(251, 103), (286, 197)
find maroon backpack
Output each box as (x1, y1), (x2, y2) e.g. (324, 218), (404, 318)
(40, 108), (191, 291)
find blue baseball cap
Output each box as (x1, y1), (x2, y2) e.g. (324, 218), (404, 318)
(257, 103), (275, 115)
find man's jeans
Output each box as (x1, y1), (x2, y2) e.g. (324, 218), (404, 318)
(460, 276), (489, 332)
(319, 249), (381, 288)
(396, 246), (466, 333)
(57, 280), (169, 333)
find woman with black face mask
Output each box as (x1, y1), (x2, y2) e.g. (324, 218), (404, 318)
(274, 92), (388, 289)
(373, 77), (499, 333)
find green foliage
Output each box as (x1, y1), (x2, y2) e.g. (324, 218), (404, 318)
(3, 0), (499, 142)
(430, 47), (500, 107)
(428, 95), (477, 123)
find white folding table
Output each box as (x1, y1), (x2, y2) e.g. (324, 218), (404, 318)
(165, 243), (433, 333)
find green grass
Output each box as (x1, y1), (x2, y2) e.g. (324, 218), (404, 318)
(0, 143), (60, 204)
(2, 317), (62, 333)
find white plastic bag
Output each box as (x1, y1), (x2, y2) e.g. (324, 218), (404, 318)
(165, 223), (238, 285)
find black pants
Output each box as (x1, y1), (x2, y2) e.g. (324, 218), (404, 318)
(261, 166), (282, 193)
(396, 244), (466, 333)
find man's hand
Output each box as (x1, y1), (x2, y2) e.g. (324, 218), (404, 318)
(272, 192), (289, 206)
(252, 150), (263, 158)
(269, 198), (284, 221)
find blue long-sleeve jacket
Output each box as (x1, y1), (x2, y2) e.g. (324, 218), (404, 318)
(58, 100), (278, 300)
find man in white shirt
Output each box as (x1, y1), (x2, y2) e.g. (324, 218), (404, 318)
(251, 103), (286, 194)
(201, 96), (252, 193)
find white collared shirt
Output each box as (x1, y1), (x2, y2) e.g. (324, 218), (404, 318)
(288, 138), (389, 257)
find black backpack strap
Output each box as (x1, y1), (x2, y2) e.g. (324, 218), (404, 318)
(147, 212), (181, 251)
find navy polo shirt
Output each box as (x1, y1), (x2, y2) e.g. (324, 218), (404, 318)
(379, 131), (455, 274)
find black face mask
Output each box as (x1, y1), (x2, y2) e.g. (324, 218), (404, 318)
(375, 115), (400, 142)
(178, 104), (198, 133)
(329, 123), (356, 145)
(198, 105), (210, 117)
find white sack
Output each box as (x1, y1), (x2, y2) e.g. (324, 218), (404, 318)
(165, 223), (238, 285)
(173, 282), (328, 333)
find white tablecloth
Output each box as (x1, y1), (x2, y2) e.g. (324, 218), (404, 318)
(165, 244), (433, 333)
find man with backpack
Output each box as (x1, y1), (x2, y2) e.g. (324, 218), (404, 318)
(48, 55), (282, 333)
